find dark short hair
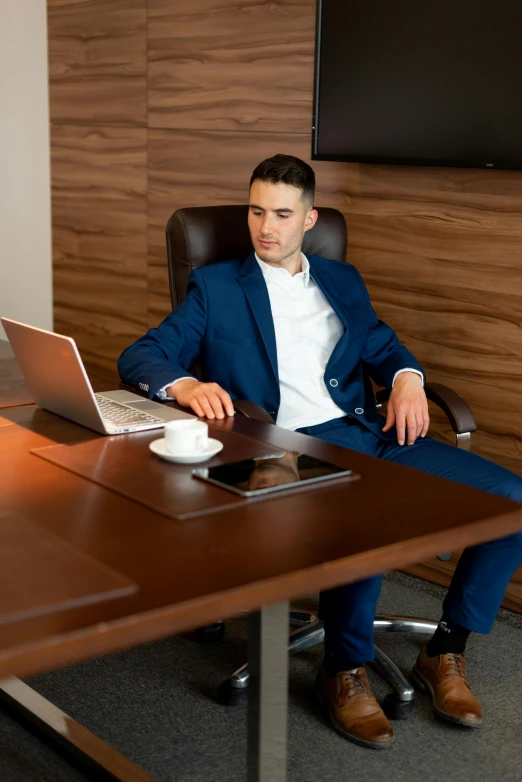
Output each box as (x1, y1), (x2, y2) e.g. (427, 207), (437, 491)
(249, 154), (315, 206)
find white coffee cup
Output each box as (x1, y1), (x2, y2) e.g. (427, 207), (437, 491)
(164, 420), (209, 455)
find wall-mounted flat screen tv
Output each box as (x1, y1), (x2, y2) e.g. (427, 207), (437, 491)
(313, 0), (522, 169)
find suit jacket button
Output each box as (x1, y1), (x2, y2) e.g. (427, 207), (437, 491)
(329, 378), (339, 388)
(355, 407), (364, 414)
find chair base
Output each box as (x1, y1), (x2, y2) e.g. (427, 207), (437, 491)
(223, 614), (438, 715)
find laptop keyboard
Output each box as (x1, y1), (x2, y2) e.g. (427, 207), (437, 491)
(95, 395), (163, 427)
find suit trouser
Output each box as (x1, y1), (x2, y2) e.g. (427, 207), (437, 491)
(296, 416), (522, 662)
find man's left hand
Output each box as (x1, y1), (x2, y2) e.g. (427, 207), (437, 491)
(382, 372), (429, 446)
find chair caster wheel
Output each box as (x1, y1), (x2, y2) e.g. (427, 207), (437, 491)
(382, 692), (415, 720)
(186, 621), (225, 644)
(289, 611), (315, 627)
(218, 680), (247, 706)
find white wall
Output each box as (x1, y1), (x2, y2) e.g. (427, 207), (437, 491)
(0, 1), (53, 341)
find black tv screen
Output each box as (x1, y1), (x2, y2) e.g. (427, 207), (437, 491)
(313, 0), (522, 169)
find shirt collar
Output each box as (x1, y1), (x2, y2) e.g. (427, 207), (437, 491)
(255, 252), (310, 285)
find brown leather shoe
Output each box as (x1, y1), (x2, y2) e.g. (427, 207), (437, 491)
(315, 664), (395, 749)
(412, 645), (482, 727)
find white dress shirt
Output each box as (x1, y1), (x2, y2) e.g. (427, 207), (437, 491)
(256, 253), (348, 430)
(159, 253), (422, 428)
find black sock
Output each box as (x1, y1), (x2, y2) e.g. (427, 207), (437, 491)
(426, 616), (471, 657)
(324, 651), (366, 676)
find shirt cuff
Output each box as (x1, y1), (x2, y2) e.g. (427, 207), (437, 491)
(392, 368), (424, 387)
(156, 377), (195, 401)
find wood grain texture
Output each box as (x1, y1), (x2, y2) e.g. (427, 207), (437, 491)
(146, 128), (358, 323)
(0, 513), (135, 624)
(0, 343), (33, 409)
(146, 128), (521, 476)
(346, 164), (522, 476)
(48, 0), (147, 126)
(48, 0), (522, 604)
(33, 428), (284, 521)
(51, 125), (148, 370)
(147, 128), (309, 323)
(1, 399), (522, 681)
(147, 0), (315, 132)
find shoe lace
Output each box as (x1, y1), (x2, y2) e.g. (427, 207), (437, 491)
(339, 669), (371, 699)
(445, 653), (467, 680)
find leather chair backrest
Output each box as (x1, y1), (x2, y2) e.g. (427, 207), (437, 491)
(166, 205), (348, 308)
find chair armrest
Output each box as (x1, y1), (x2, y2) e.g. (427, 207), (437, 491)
(375, 387), (392, 406)
(376, 382), (477, 435)
(232, 399), (275, 424)
(424, 382), (477, 435)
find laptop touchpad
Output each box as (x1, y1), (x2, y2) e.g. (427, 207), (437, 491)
(126, 400), (194, 421)
(126, 400), (162, 410)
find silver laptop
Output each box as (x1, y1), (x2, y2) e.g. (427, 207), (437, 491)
(1, 318), (195, 435)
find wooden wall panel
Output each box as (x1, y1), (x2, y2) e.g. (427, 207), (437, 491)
(52, 125), (148, 370)
(147, 0), (315, 133)
(48, 0), (522, 607)
(147, 129), (308, 323)
(342, 165), (522, 475)
(146, 129), (362, 324)
(48, 0), (147, 126)
(147, 128), (521, 475)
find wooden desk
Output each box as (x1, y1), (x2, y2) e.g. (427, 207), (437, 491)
(1, 352), (522, 781)
(0, 340), (33, 408)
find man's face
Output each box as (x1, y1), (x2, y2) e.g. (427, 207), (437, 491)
(247, 451), (300, 491)
(248, 179), (317, 267)
(247, 462), (297, 491)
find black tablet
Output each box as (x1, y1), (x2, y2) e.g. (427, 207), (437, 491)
(192, 452), (358, 497)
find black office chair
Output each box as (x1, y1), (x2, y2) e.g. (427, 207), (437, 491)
(166, 205), (478, 716)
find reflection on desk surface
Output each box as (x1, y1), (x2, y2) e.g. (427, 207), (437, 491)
(194, 451), (356, 497)
(249, 450), (300, 490)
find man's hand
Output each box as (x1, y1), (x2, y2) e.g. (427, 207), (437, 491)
(382, 372), (429, 446)
(167, 379), (235, 420)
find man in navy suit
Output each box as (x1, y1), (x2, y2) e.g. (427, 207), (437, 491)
(119, 154), (522, 749)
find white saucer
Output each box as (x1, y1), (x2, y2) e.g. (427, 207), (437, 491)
(149, 437), (223, 464)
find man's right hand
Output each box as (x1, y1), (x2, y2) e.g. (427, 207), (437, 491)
(167, 379), (235, 420)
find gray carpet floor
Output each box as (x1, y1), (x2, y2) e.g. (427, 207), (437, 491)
(1, 572), (522, 782)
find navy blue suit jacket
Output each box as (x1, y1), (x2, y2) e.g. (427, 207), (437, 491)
(118, 252), (424, 440)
